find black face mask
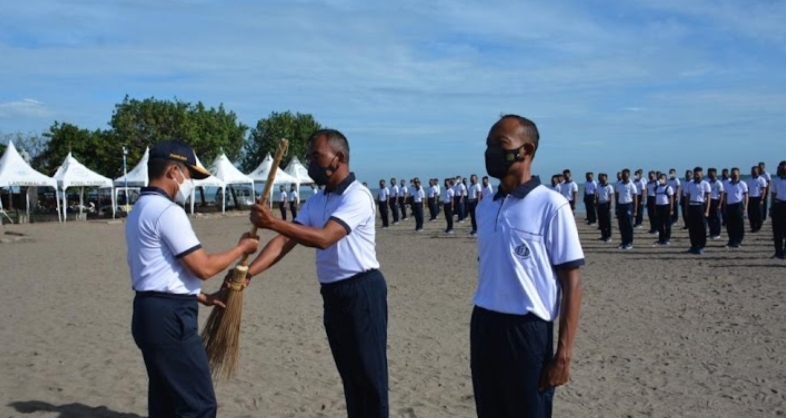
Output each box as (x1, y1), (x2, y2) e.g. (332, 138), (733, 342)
(485, 145), (522, 179)
(307, 156), (338, 186)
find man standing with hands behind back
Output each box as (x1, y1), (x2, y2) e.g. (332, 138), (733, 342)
(245, 129), (389, 418)
(472, 115), (584, 418)
(126, 139), (259, 418)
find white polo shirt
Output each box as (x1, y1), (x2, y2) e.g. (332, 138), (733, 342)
(457, 183), (467, 198)
(560, 180), (578, 201)
(771, 177), (786, 202)
(746, 176), (767, 198)
(378, 186), (389, 202)
(474, 177), (585, 321)
(551, 183), (561, 193)
(584, 180), (597, 196)
(279, 190), (288, 202)
(708, 179), (724, 200)
(289, 190), (299, 203)
(654, 183), (674, 206)
(596, 183), (614, 203)
(428, 185), (439, 199)
(443, 187), (455, 203)
(413, 187), (425, 203)
(126, 188), (202, 295)
(482, 184), (494, 199)
(762, 171), (772, 186)
(399, 185), (408, 198)
(725, 180), (748, 204)
(636, 178), (647, 196)
(646, 180), (658, 197)
(682, 178), (692, 196)
(390, 184), (399, 199)
(469, 183), (482, 201)
(616, 181), (638, 204)
(667, 177), (681, 195)
(722, 178), (731, 195)
(294, 174), (380, 284)
(686, 180), (711, 204)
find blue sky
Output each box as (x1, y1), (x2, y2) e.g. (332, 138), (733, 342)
(1, 0), (785, 183)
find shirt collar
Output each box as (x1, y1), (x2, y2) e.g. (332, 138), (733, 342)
(140, 186), (174, 202)
(493, 176), (541, 201)
(324, 172), (356, 195)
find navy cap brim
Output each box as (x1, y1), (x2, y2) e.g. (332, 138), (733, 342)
(187, 164), (211, 180)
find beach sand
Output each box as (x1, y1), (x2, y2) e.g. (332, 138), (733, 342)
(1, 212), (784, 417)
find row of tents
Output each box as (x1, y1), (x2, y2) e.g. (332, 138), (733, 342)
(0, 141), (314, 223)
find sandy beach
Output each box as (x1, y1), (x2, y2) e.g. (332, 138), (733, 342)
(1, 212), (784, 417)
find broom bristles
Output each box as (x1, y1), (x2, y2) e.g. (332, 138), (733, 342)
(201, 265), (248, 381)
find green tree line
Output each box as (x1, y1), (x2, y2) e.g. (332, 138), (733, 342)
(0, 96), (323, 178)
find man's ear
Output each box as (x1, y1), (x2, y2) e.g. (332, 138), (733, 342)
(521, 143), (535, 159)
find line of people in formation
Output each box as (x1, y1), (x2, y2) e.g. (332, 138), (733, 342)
(373, 175), (495, 235)
(547, 162), (786, 258)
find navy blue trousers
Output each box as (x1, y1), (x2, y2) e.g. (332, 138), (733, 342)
(378, 200), (389, 227)
(413, 203), (424, 230)
(708, 199), (722, 237)
(389, 199), (399, 223)
(471, 307), (555, 418)
(617, 203), (634, 245)
(725, 203), (745, 246)
(688, 205), (708, 249)
(597, 202), (612, 239)
(321, 270), (389, 418)
(468, 200), (478, 233)
(132, 292), (217, 418)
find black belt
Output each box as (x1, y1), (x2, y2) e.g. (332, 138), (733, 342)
(135, 291), (196, 300)
(689, 202), (704, 206)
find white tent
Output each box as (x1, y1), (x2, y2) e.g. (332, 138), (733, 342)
(0, 141), (61, 223)
(284, 156), (314, 186)
(190, 154), (226, 214)
(54, 153), (116, 222)
(209, 153), (255, 206)
(248, 153), (299, 203)
(114, 147), (148, 210)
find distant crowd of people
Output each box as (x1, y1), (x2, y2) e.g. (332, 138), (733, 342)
(549, 161), (786, 259)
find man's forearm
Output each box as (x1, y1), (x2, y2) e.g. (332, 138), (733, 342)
(556, 268), (582, 360)
(247, 234), (297, 277)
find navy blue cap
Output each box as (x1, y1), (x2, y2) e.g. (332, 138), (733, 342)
(149, 139), (210, 180)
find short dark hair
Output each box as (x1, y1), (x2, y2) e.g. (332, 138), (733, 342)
(622, 168), (630, 175)
(307, 129), (350, 163)
(708, 167), (717, 174)
(563, 169), (571, 175)
(499, 114), (540, 155)
(694, 166), (703, 173)
(148, 158), (182, 181)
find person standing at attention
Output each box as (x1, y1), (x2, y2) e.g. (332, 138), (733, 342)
(399, 179), (408, 221)
(685, 167), (711, 255)
(377, 179), (390, 229)
(720, 168), (731, 227)
(667, 169), (681, 225)
(427, 179), (439, 221)
(289, 183), (300, 220)
(481, 176), (494, 199)
(583, 172), (597, 225)
(455, 176), (467, 223)
(389, 177), (399, 225)
(247, 129), (389, 418)
(746, 166), (767, 233)
(769, 161), (786, 259)
(278, 185), (288, 221)
(724, 167), (748, 248)
(560, 169), (578, 213)
(632, 169), (646, 228)
(127, 140), (259, 418)
(412, 178), (425, 232)
(653, 173), (675, 246)
(759, 162), (772, 222)
(596, 173), (615, 243)
(473, 115), (584, 418)
(706, 168), (725, 240)
(680, 170), (693, 230)
(468, 174), (482, 236)
(615, 169), (638, 250)
(645, 171), (658, 234)
(443, 178), (455, 234)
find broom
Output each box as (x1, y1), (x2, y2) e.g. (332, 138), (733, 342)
(201, 138), (289, 381)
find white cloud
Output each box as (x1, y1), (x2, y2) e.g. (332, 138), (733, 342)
(0, 99), (51, 119)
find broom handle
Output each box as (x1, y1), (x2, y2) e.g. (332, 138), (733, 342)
(238, 138), (289, 267)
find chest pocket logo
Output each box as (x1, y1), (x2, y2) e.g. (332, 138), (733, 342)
(514, 243), (531, 258)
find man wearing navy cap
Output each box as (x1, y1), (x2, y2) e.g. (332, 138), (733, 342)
(473, 115), (584, 418)
(126, 139), (259, 418)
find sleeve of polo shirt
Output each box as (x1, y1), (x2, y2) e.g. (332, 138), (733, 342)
(330, 190), (373, 234)
(546, 203), (585, 270)
(158, 205), (202, 258)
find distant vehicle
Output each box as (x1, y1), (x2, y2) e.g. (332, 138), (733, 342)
(215, 186), (255, 208)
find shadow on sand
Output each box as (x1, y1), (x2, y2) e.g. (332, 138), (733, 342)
(8, 400), (143, 418)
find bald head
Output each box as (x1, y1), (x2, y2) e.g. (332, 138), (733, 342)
(488, 115), (540, 155)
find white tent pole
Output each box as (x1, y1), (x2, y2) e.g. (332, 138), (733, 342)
(62, 187), (67, 223)
(221, 185), (226, 214)
(190, 187), (196, 215)
(25, 189), (30, 223)
(111, 187), (116, 218)
(79, 187), (84, 220)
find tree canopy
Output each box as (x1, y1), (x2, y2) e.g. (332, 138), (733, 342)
(242, 111), (322, 172)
